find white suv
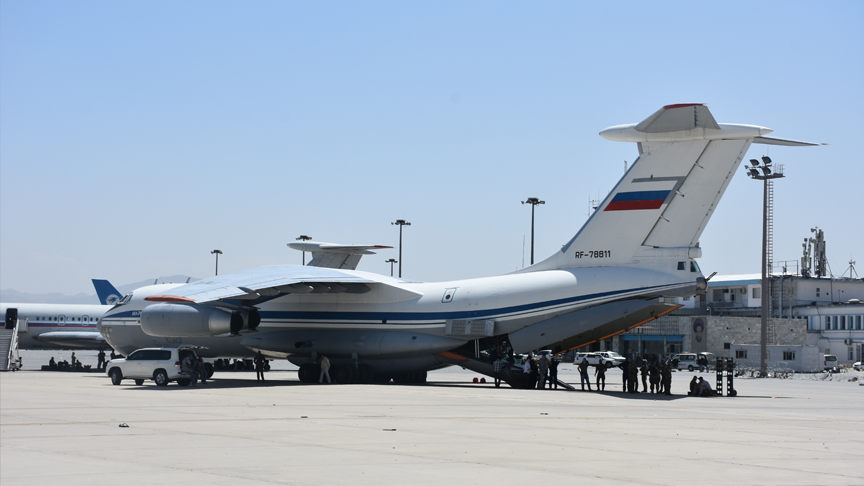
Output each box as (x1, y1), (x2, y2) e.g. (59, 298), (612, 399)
(573, 352), (624, 368)
(106, 346), (203, 387)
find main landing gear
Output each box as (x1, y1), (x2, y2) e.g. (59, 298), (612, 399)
(297, 363), (427, 385)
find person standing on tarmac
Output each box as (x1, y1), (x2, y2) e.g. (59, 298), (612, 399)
(578, 358), (592, 391)
(594, 361), (606, 391)
(662, 362), (673, 395)
(649, 361), (660, 394)
(97, 349), (105, 371)
(528, 356), (539, 389)
(538, 354), (549, 389)
(254, 351), (266, 381)
(620, 357), (629, 393)
(493, 357), (505, 388)
(640, 361), (649, 393)
(628, 360), (638, 393)
(181, 354), (197, 386)
(319, 354), (331, 384)
(548, 357), (559, 389)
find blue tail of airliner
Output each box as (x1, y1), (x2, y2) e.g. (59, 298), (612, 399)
(92, 279), (122, 305)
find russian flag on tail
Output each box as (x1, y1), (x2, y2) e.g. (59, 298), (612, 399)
(604, 190), (671, 211)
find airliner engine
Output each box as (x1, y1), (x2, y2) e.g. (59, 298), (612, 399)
(140, 303), (257, 337)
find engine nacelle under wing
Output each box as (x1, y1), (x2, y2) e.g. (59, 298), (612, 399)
(140, 303), (233, 337)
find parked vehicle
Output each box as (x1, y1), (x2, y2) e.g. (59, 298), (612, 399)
(853, 361), (862, 371)
(573, 352), (623, 368)
(673, 352), (699, 371)
(823, 354), (838, 372)
(106, 346), (206, 386)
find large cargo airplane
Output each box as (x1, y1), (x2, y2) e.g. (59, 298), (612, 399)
(98, 104), (819, 385)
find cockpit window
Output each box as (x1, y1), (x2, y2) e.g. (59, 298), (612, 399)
(690, 261), (701, 273)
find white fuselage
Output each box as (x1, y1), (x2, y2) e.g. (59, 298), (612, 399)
(98, 259), (699, 358)
(1, 303), (111, 350)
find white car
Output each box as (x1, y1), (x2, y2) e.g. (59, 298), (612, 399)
(853, 362), (863, 371)
(573, 351), (624, 368)
(106, 346), (205, 386)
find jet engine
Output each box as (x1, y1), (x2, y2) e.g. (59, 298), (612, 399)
(140, 303), (234, 337)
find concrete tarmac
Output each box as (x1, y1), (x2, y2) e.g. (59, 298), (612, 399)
(1, 363), (862, 485)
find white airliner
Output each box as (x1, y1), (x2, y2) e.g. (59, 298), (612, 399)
(1, 280), (122, 350)
(98, 104), (819, 385)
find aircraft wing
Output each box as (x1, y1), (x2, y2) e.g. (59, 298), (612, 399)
(144, 265), (385, 304)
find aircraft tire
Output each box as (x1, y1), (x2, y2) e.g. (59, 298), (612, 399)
(110, 369), (123, 386)
(134, 379), (145, 386)
(393, 373), (412, 384)
(358, 365), (373, 384)
(413, 371), (427, 384)
(298, 363), (319, 383)
(154, 370), (169, 387)
(373, 372), (392, 384)
(204, 362), (214, 379)
(332, 365), (354, 384)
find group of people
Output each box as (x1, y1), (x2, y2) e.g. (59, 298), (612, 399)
(620, 358), (673, 395)
(179, 354), (210, 386)
(571, 356), (673, 395)
(517, 353), (560, 389)
(688, 376), (714, 397)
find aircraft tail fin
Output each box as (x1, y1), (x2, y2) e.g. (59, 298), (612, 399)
(92, 279), (122, 305)
(524, 104), (816, 272)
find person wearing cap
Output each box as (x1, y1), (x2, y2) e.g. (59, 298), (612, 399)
(620, 357), (629, 393)
(649, 361), (661, 393)
(640, 360), (649, 393)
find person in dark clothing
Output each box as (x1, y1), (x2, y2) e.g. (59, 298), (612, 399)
(528, 357), (539, 389)
(689, 376), (698, 396)
(649, 362), (661, 393)
(97, 350), (106, 370)
(662, 362), (673, 395)
(548, 358), (559, 389)
(620, 358), (629, 392)
(578, 358), (592, 391)
(595, 361), (606, 391)
(254, 351), (266, 381)
(628, 360), (638, 393)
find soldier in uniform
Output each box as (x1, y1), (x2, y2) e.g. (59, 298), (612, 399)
(639, 359), (648, 393)
(649, 361), (660, 393)
(594, 361), (606, 391)
(662, 362), (673, 395)
(628, 360), (638, 393)
(620, 358), (629, 393)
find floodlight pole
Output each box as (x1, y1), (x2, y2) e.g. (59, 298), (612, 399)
(391, 220), (411, 278)
(211, 249), (222, 276)
(296, 235), (312, 265)
(748, 158), (784, 377)
(522, 197), (545, 265)
(385, 258), (398, 277)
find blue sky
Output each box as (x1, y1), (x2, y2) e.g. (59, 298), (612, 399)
(1, 1), (862, 295)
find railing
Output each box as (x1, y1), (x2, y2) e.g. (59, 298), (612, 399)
(3, 320), (19, 371)
(698, 301), (755, 310)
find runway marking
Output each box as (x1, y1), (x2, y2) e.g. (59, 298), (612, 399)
(2, 416), (858, 427)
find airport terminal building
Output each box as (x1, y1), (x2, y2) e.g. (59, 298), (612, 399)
(601, 273), (864, 368)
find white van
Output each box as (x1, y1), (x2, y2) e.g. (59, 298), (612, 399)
(674, 352), (698, 371)
(823, 354), (838, 371)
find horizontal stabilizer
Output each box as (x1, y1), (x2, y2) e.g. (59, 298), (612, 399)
(287, 241), (393, 270)
(33, 331), (107, 349)
(635, 103), (720, 133)
(752, 136), (825, 147)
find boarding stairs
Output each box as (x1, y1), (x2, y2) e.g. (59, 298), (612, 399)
(1, 320), (21, 371)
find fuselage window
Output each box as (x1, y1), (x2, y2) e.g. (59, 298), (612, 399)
(677, 262), (685, 271)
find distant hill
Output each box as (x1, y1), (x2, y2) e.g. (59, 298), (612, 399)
(0, 275), (198, 304)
